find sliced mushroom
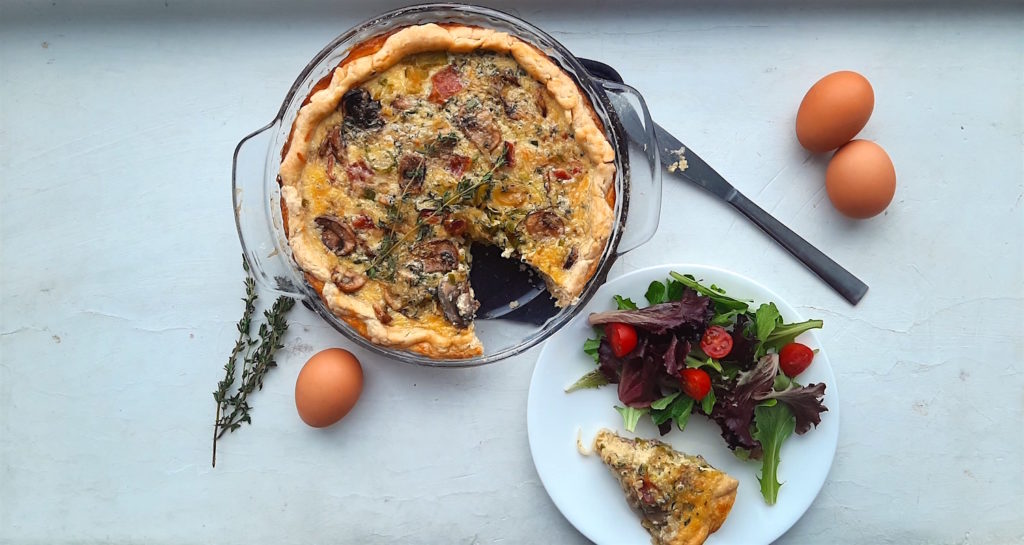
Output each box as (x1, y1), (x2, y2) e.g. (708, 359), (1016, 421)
(315, 216), (357, 256)
(456, 102), (502, 153)
(331, 268), (366, 293)
(318, 126), (343, 159)
(373, 303), (392, 325)
(563, 246), (578, 269)
(398, 153), (427, 192)
(523, 209), (564, 239)
(341, 88), (382, 129)
(501, 86), (544, 121)
(436, 278), (479, 329)
(391, 95), (414, 112)
(412, 239), (459, 273)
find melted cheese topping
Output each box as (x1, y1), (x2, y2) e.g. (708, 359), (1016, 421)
(281, 24), (616, 358)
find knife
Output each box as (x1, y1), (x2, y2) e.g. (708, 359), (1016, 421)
(578, 58), (869, 305)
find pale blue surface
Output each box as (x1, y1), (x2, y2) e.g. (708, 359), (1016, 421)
(1, 2), (1022, 544)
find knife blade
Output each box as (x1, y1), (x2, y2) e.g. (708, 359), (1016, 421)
(578, 57), (868, 304)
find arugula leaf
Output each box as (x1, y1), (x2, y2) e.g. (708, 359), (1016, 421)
(701, 389), (717, 414)
(666, 279), (685, 302)
(645, 281), (667, 305)
(754, 302), (783, 342)
(753, 302), (784, 357)
(615, 406), (648, 432)
(764, 319), (825, 351)
(583, 337), (601, 362)
(650, 391), (680, 410)
(752, 403), (796, 505)
(650, 394), (694, 430)
(613, 295), (638, 310)
(565, 370), (609, 393)
(669, 272), (750, 311)
(686, 354), (724, 373)
(710, 308), (743, 327)
(673, 396), (696, 431)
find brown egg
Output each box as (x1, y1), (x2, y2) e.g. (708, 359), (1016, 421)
(796, 71), (874, 153)
(826, 140), (896, 219)
(294, 348), (363, 428)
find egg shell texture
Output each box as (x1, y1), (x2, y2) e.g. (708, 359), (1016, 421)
(294, 348), (364, 428)
(796, 71), (874, 153)
(825, 139), (896, 219)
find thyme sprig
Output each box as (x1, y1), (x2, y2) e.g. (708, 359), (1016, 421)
(366, 150), (507, 279)
(212, 259), (295, 467)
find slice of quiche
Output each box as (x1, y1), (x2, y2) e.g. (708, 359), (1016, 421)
(593, 429), (738, 545)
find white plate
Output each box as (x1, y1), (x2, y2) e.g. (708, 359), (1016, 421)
(527, 264), (839, 545)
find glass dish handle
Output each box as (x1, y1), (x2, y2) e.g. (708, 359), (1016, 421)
(232, 122), (305, 296)
(598, 80), (662, 254)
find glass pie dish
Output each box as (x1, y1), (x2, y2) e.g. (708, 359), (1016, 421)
(232, 3), (662, 367)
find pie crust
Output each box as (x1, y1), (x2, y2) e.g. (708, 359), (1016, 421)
(279, 23), (616, 358)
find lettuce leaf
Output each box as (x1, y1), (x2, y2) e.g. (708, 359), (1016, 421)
(752, 402), (796, 505)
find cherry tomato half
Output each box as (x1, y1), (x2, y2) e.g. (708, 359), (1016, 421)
(606, 323), (638, 358)
(680, 368), (712, 401)
(779, 342), (814, 377)
(700, 325), (734, 359)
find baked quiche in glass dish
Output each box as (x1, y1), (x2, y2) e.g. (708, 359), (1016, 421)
(233, 4), (662, 365)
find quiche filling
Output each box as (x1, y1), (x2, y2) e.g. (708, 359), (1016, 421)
(593, 430), (738, 545)
(280, 25), (615, 358)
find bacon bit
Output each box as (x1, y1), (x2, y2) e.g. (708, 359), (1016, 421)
(345, 160), (375, 183)
(442, 215), (467, 236)
(447, 154), (472, 178)
(428, 65), (464, 104)
(418, 209), (442, 225)
(373, 303), (392, 325)
(535, 87), (548, 117)
(571, 163), (583, 176)
(391, 95), (414, 111)
(501, 141), (516, 168)
(640, 478), (657, 505)
(550, 168), (573, 181)
(325, 154), (336, 182)
(351, 214), (374, 229)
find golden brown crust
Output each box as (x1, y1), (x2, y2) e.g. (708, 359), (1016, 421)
(593, 429), (738, 545)
(280, 23), (614, 358)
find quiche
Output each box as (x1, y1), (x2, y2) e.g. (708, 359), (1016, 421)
(593, 429), (738, 545)
(279, 23), (616, 359)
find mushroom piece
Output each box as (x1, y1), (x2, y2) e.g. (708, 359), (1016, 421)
(331, 268), (367, 293)
(315, 216), (357, 256)
(373, 303), (392, 325)
(412, 239), (460, 273)
(341, 88), (382, 129)
(523, 209), (565, 239)
(398, 153), (427, 192)
(456, 102), (502, 153)
(436, 278), (479, 329)
(563, 246), (578, 270)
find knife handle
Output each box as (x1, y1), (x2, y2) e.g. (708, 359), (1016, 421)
(725, 191), (869, 304)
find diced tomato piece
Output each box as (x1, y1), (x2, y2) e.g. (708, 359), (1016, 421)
(345, 160), (374, 182)
(551, 168), (572, 181)
(351, 214), (374, 229)
(447, 154), (472, 177)
(442, 215), (467, 236)
(502, 141), (516, 168)
(418, 209), (442, 225)
(428, 65), (464, 104)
